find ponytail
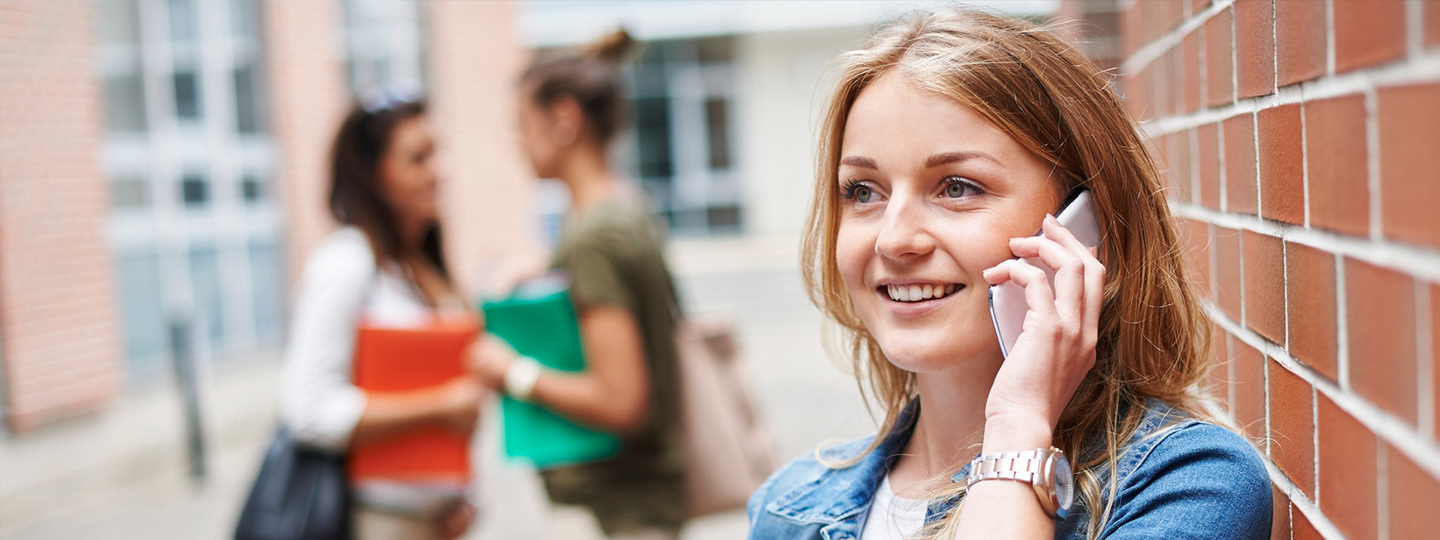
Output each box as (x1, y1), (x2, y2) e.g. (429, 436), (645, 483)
(520, 29), (638, 146)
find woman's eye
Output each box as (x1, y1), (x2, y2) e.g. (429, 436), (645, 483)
(942, 177), (980, 199)
(854, 185), (874, 203)
(841, 180), (879, 203)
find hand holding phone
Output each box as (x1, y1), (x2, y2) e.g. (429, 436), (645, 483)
(988, 189), (1102, 358)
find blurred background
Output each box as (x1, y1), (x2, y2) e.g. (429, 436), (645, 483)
(0, 1), (1072, 537)
(29, 0), (1416, 539)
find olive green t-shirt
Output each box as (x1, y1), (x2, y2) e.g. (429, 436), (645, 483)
(541, 196), (686, 533)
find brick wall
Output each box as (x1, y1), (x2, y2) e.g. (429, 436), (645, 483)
(1107, 0), (1440, 538)
(263, 0), (350, 286)
(425, 0), (538, 288)
(0, 1), (124, 431)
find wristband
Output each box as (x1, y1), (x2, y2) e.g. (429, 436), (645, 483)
(503, 356), (543, 402)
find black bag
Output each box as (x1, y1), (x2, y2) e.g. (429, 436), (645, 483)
(234, 426), (351, 540)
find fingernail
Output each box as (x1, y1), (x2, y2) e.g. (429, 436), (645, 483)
(1045, 213), (1058, 225)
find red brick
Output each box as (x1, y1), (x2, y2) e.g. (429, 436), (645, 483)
(1317, 394), (1378, 540)
(1270, 486), (1291, 540)
(1429, 0), (1440, 48)
(1433, 284), (1440, 435)
(1232, 340), (1266, 441)
(1257, 104), (1303, 225)
(1292, 505), (1321, 540)
(1175, 130), (1194, 203)
(1334, 0), (1407, 73)
(1216, 226), (1243, 321)
(1268, 359), (1314, 498)
(1304, 94), (1370, 237)
(1179, 218), (1211, 295)
(1276, 0), (1326, 86)
(1198, 122), (1222, 208)
(1244, 231), (1285, 345)
(1388, 446), (1440, 540)
(1346, 258), (1417, 425)
(1206, 8), (1235, 107)
(1224, 113), (1257, 214)
(1378, 83), (1440, 250)
(1286, 243), (1338, 380)
(1183, 32), (1202, 113)
(1121, 0), (1145, 59)
(1211, 327), (1230, 408)
(1235, 0), (1275, 98)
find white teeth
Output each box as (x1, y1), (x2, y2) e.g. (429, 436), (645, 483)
(886, 283), (958, 303)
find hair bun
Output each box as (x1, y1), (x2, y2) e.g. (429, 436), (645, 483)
(584, 29), (638, 64)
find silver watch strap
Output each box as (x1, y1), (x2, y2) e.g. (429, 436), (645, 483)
(965, 448), (1052, 487)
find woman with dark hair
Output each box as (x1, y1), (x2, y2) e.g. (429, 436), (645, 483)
(468, 30), (688, 540)
(283, 95), (484, 540)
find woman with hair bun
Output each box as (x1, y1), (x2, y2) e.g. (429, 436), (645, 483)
(469, 30), (688, 540)
(747, 7), (1271, 540)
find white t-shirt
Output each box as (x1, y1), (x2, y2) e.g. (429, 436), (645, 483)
(860, 475), (928, 540)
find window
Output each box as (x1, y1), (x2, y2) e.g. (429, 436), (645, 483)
(110, 174), (150, 209)
(173, 71), (202, 120)
(117, 250), (168, 378)
(241, 173), (264, 203)
(103, 73), (148, 131)
(187, 245), (223, 345)
(181, 172), (208, 206)
(625, 37), (743, 235)
(233, 65), (261, 133)
(248, 241), (283, 340)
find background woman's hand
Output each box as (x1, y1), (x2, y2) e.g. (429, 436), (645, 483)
(467, 333), (520, 392)
(433, 375), (485, 437)
(980, 214), (1105, 450)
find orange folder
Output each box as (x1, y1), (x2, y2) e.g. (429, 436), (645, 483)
(349, 319), (479, 483)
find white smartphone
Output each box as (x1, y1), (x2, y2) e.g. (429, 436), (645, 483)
(988, 189), (1102, 358)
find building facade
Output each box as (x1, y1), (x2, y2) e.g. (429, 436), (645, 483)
(0, 0), (533, 433)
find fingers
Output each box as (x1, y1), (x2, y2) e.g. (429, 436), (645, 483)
(996, 214), (1106, 352)
(1040, 215), (1106, 345)
(1007, 235), (1084, 332)
(984, 259), (1057, 326)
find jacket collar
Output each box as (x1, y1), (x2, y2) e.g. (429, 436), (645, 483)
(765, 397), (1190, 538)
(765, 399), (938, 538)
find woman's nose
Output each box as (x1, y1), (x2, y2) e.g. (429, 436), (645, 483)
(874, 194), (936, 260)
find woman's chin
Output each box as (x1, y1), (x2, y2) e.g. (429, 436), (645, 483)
(876, 333), (999, 374)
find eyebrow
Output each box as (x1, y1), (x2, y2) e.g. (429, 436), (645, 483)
(839, 156), (879, 170)
(924, 151), (998, 168)
(838, 151), (1000, 171)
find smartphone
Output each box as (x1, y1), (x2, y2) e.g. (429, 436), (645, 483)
(988, 189), (1102, 358)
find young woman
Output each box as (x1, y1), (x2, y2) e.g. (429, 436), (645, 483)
(283, 96), (483, 540)
(747, 8), (1271, 540)
(469, 31), (688, 540)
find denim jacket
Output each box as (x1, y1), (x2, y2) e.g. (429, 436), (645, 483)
(747, 399), (1272, 540)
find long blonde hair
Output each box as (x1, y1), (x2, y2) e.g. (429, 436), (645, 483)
(800, 8), (1214, 539)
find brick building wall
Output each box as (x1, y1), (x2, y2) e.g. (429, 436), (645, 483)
(0, 1), (125, 431)
(263, 0), (350, 286)
(426, 0), (538, 286)
(1099, 0), (1440, 538)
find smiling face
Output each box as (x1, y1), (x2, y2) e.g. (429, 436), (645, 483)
(835, 73), (1061, 373)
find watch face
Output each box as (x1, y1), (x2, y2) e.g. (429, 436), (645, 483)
(1053, 454), (1075, 511)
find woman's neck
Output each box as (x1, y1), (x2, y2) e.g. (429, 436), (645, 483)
(558, 146), (617, 214)
(889, 351), (1005, 495)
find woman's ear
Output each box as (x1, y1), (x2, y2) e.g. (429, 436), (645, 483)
(548, 96), (586, 146)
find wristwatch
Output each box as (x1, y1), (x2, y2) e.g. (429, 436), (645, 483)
(964, 447), (1074, 520)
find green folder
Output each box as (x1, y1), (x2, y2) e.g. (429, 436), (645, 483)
(481, 281), (619, 469)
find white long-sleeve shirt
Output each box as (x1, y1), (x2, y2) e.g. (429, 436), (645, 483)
(282, 226), (435, 453)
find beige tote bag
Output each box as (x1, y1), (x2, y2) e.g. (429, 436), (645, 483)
(676, 316), (777, 518)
